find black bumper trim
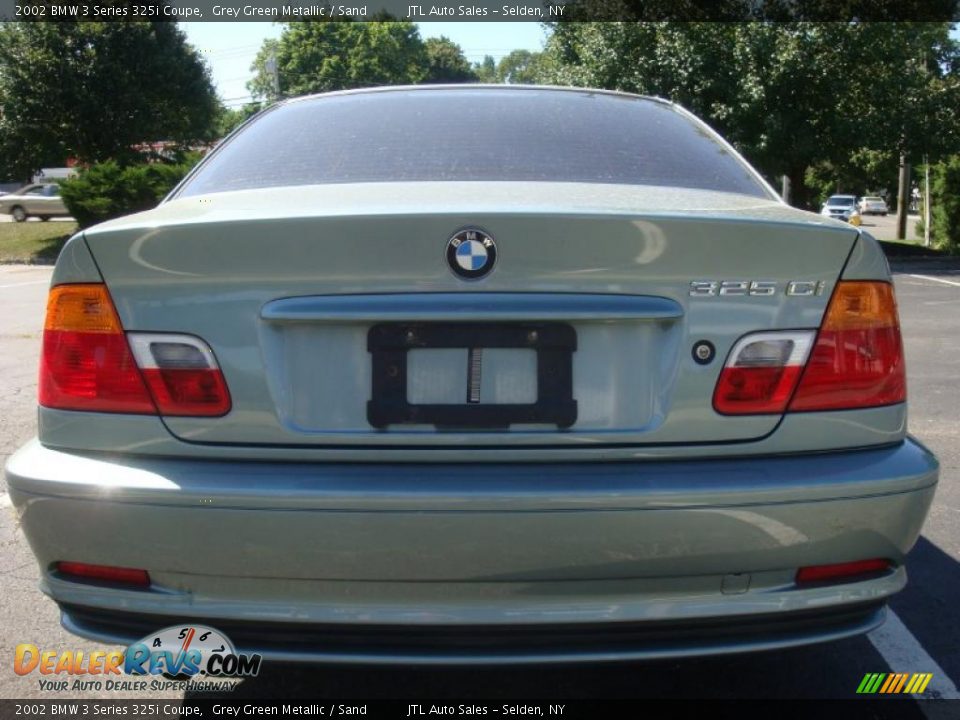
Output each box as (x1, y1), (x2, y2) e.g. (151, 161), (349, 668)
(60, 600), (886, 662)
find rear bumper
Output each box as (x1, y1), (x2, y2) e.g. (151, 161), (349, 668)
(60, 601), (887, 665)
(6, 437), (938, 663)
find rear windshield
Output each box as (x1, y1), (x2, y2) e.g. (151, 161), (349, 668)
(177, 88), (772, 199)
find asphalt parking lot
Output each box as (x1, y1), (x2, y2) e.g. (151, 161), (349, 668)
(856, 213), (921, 242)
(0, 261), (957, 704)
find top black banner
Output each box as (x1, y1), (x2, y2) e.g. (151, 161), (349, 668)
(1, 0), (958, 22)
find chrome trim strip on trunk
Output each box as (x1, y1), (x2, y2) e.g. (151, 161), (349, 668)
(260, 293), (684, 323)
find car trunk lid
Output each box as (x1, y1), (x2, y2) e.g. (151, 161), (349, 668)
(83, 182), (858, 450)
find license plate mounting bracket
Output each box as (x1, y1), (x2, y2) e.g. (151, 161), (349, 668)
(367, 322), (577, 430)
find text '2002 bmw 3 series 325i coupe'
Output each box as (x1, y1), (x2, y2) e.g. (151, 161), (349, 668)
(6, 86), (938, 664)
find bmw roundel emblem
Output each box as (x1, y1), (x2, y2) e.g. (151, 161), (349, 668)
(446, 228), (497, 280)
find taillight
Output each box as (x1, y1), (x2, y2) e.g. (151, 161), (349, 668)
(789, 281), (905, 411)
(39, 284), (230, 417)
(128, 334), (231, 416)
(712, 281), (906, 415)
(40, 284), (155, 413)
(713, 331), (815, 414)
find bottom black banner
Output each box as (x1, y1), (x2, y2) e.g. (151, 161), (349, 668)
(0, 699), (956, 720)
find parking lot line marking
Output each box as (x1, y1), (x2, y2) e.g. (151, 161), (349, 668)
(0, 280), (49, 289)
(869, 610), (960, 700)
(908, 274), (960, 288)
(0, 492), (10, 509)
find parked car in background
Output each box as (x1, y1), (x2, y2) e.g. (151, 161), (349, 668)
(6, 86), (936, 665)
(820, 194), (860, 223)
(859, 196), (889, 216)
(0, 183), (70, 222)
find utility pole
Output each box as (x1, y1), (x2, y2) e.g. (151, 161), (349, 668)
(924, 157), (931, 247)
(265, 53), (280, 102)
(896, 152), (910, 241)
(781, 175), (791, 205)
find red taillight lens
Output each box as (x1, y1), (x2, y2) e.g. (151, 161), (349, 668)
(39, 285), (155, 413)
(128, 334), (231, 417)
(713, 332), (815, 414)
(796, 558), (892, 585)
(789, 282), (905, 412)
(140, 369), (231, 416)
(56, 561), (151, 588)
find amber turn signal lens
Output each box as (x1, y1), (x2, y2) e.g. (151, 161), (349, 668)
(819, 281), (900, 332)
(44, 284), (123, 334)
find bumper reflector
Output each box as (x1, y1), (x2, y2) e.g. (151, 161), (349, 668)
(56, 562), (151, 588)
(796, 558), (892, 585)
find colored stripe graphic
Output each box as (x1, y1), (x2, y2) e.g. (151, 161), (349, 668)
(879, 674), (897, 693)
(904, 674), (920, 694)
(857, 672), (934, 694)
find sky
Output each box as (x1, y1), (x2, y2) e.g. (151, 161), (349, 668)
(182, 22), (549, 108)
(185, 21), (959, 109)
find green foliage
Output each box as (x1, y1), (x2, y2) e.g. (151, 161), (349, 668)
(247, 21), (429, 98)
(469, 52), (547, 84)
(805, 150), (898, 207)
(493, 50), (545, 84)
(214, 102), (266, 138)
(473, 56), (498, 83)
(0, 21), (219, 181)
(539, 22), (960, 209)
(424, 37), (477, 83)
(245, 22), (548, 98)
(59, 154), (203, 229)
(927, 155), (960, 251)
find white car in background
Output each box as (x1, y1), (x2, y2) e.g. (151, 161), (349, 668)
(0, 183), (70, 222)
(859, 196), (889, 215)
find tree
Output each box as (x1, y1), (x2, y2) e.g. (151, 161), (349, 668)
(0, 21), (218, 181)
(59, 153), (203, 229)
(495, 50), (544, 84)
(424, 36), (477, 83)
(926, 155), (960, 250)
(214, 102), (266, 138)
(247, 21), (428, 99)
(473, 55), (498, 83)
(539, 22), (960, 209)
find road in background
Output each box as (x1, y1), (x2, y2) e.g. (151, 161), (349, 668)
(859, 213), (922, 242)
(0, 262), (957, 702)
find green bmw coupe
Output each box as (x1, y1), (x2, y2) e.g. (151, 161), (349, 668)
(5, 86), (937, 663)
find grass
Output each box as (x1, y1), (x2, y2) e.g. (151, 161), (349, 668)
(879, 239), (950, 258)
(0, 221), (77, 264)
